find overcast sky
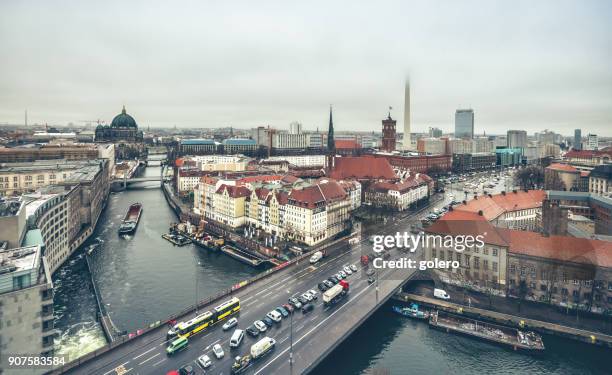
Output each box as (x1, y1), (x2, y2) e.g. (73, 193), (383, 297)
(1, 0), (610, 135)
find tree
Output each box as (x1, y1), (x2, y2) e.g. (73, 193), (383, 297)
(514, 165), (544, 190)
(426, 164), (445, 178)
(544, 170), (566, 191)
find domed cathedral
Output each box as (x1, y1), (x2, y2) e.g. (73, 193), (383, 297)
(95, 106), (144, 143)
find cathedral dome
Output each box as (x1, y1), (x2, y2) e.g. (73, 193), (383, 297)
(110, 106), (138, 128)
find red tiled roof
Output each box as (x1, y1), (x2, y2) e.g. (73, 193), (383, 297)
(565, 150), (612, 159)
(508, 231), (612, 269)
(281, 175), (300, 184)
(288, 180), (347, 209)
(368, 173), (430, 194)
(200, 175), (218, 185)
(328, 156), (397, 180)
(253, 187), (270, 200)
(453, 190), (546, 221)
(546, 163), (578, 173)
(335, 140), (361, 149)
(178, 168), (204, 177)
(429, 210), (612, 268)
(426, 211), (510, 247)
(275, 190), (289, 205)
(237, 175), (283, 184)
(216, 184), (251, 198)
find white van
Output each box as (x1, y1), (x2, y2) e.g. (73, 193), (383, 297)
(309, 251), (323, 264)
(433, 288), (450, 300)
(230, 329), (244, 348)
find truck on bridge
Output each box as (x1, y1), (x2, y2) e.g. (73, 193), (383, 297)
(323, 280), (349, 306)
(231, 337), (276, 373)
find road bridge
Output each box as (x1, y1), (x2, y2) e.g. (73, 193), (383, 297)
(52, 196), (449, 375)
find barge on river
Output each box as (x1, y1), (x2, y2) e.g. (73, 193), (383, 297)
(118, 203), (142, 235)
(429, 310), (545, 351)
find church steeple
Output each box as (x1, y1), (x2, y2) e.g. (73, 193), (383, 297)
(327, 106), (335, 152)
(122, 105), (126, 115)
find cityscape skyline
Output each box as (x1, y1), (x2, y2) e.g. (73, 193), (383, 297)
(1, 1), (611, 134)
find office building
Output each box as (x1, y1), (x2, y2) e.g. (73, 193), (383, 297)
(587, 134), (599, 150)
(454, 109), (474, 139)
(507, 130), (527, 149)
(574, 129), (582, 150)
(429, 127), (443, 138)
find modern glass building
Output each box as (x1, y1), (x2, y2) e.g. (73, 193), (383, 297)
(574, 129), (582, 150)
(454, 109), (474, 139)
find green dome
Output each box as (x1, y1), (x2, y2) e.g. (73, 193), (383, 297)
(110, 106), (138, 128)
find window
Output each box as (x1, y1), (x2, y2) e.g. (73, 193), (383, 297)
(473, 257), (480, 269)
(509, 264), (516, 274)
(483, 247), (489, 255)
(483, 259), (489, 270)
(492, 248), (498, 257)
(492, 262), (498, 272)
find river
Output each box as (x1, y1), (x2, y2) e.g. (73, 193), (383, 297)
(52, 162), (611, 373)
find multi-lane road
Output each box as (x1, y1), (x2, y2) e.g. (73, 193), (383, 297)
(62, 194), (453, 375)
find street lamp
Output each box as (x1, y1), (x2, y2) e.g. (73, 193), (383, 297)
(289, 310), (294, 367)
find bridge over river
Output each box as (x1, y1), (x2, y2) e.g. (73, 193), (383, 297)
(51, 208), (429, 375)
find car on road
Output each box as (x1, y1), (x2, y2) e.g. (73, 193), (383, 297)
(230, 329), (244, 348)
(179, 365), (195, 375)
(262, 316), (274, 327)
(350, 264), (358, 272)
(307, 289), (318, 300)
(282, 303), (294, 314)
(212, 343), (224, 359)
(324, 280), (334, 288)
(302, 303), (314, 314)
(197, 354), (212, 368)
(254, 320), (267, 332)
(367, 277), (376, 284)
(288, 297), (302, 309)
(167, 323), (180, 339)
(267, 310), (282, 322)
(318, 282), (328, 292)
(275, 306), (289, 317)
(222, 317), (238, 331)
(246, 325), (260, 337)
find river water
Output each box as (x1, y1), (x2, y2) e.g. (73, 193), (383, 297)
(53, 162), (612, 373)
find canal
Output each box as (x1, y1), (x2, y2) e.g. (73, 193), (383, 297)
(52, 161), (612, 373)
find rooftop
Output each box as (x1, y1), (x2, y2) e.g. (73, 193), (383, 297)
(328, 156), (397, 180)
(453, 190), (547, 221)
(181, 138), (215, 145)
(546, 163), (579, 173)
(222, 138), (257, 146)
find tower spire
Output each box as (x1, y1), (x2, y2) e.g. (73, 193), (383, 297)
(122, 105), (126, 114)
(327, 105), (335, 152)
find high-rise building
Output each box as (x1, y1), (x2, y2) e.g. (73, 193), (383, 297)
(289, 122), (302, 135)
(429, 127), (443, 138)
(454, 109), (474, 139)
(403, 80), (411, 150)
(507, 130), (527, 149)
(381, 113), (397, 152)
(587, 133), (599, 150)
(574, 129), (582, 150)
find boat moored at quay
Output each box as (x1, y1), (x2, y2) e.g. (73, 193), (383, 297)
(429, 311), (545, 352)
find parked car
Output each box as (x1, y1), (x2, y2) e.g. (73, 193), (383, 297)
(222, 317), (238, 331)
(302, 292), (313, 302)
(179, 365), (195, 375)
(275, 306), (289, 317)
(367, 277), (376, 284)
(266, 310), (282, 323)
(307, 289), (318, 300)
(288, 297), (302, 309)
(282, 303), (294, 314)
(246, 325), (260, 337)
(350, 264), (358, 272)
(298, 295), (309, 305)
(329, 276), (339, 284)
(254, 320), (267, 332)
(339, 271), (347, 278)
(318, 282), (328, 292)
(343, 266), (352, 275)
(366, 269), (376, 276)
(324, 280), (334, 288)
(262, 317), (274, 327)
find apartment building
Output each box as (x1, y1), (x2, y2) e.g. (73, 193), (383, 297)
(589, 165), (612, 197)
(365, 174), (430, 211)
(212, 184), (251, 227)
(0, 245), (56, 365)
(453, 190), (546, 231)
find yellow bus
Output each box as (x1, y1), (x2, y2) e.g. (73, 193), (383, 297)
(177, 297), (240, 338)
